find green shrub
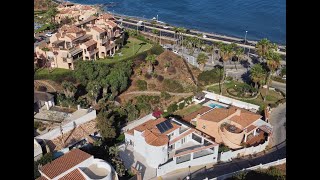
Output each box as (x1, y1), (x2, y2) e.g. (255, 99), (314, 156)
(218, 143), (230, 153)
(34, 121), (41, 129)
(161, 91), (171, 100)
(163, 79), (184, 93)
(116, 133), (125, 143)
(136, 80), (147, 90)
(179, 102), (185, 110)
(167, 103), (178, 113)
(198, 68), (224, 85)
(226, 76), (233, 81)
(149, 44), (164, 55)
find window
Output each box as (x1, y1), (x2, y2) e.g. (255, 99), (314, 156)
(63, 58), (67, 62)
(181, 138), (185, 144)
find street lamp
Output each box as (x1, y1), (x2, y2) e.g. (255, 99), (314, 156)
(244, 30), (249, 57)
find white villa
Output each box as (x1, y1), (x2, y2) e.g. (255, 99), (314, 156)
(124, 117), (219, 176)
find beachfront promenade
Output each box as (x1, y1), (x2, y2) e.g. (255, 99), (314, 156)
(113, 15), (286, 56)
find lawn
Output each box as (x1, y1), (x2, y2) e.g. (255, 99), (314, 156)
(206, 81), (285, 112)
(96, 37), (153, 64)
(35, 68), (74, 83)
(176, 104), (202, 116)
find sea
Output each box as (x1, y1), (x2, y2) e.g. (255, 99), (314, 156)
(68, 0), (286, 45)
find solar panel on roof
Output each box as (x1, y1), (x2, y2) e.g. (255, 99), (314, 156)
(156, 119), (174, 134)
(156, 124), (165, 133)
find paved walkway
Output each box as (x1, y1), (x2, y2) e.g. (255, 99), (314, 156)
(124, 91), (193, 96)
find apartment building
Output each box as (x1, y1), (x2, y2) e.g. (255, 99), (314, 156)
(35, 14), (124, 70)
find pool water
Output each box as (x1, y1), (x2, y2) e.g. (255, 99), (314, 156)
(208, 103), (224, 108)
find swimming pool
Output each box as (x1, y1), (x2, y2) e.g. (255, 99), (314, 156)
(208, 103), (224, 109)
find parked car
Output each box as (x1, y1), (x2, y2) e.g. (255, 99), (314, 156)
(45, 32), (53, 37)
(173, 50), (179, 54)
(202, 35), (207, 38)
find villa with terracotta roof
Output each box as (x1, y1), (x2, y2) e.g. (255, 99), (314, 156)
(193, 106), (273, 149)
(124, 117), (219, 176)
(36, 148), (118, 180)
(35, 13), (124, 70)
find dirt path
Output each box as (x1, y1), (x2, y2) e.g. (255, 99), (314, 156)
(124, 91), (193, 96)
(34, 80), (59, 92)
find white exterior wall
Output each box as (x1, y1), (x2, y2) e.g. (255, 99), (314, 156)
(157, 151), (218, 176)
(220, 139), (269, 162)
(36, 110), (96, 140)
(133, 129), (168, 168)
(146, 144), (168, 168)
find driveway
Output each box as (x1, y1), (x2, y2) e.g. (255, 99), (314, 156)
(269, 103), (286, 146)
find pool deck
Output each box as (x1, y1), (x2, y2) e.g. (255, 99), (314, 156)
(203, 100), (229, 108)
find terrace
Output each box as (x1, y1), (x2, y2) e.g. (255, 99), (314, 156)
(81, 159), (111, 179)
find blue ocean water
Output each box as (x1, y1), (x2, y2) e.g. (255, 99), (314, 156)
(68, 0), (286, 44)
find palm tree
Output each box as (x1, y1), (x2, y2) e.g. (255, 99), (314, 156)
(264, 51), (281, 101)
(197, 52), (208, 71)
(109, 145), (120, 157)
(250, 64), (267, 89)
(255, 38), (277, 61)
(233, 46), (244, 70)
(219, 44), (234, 94)
(204, 44), (214, 64)
(146, 54), (157, 74)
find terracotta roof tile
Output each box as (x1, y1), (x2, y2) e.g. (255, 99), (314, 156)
(58, 169), (86, 180)
(60, 25), (83, 34)
(245, 125), (257, 133)
(66, 34), (76, 40)
(200, 106), (237, 122)
(127, 118), (180, 146)
(100, 14), (114, 20)
(183, 106), (212, 122)
(229, 109), (261, 128)
(92, 26), (106, 33)
(106, 21), (118, 28)
(83, 39), (97, 47)
(40, 149), (91, 179)
(47, 120), (97, 151)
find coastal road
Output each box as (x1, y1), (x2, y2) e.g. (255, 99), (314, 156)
(270, 81), (286, 94)
(115, 16), (286, 56)
(160, 142), (286, 180)
(269, 103), (286, 147)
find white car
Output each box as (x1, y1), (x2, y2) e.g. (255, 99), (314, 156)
(202, 35), (207, 38)
(45, 32), (53, 37)
(163, 26), (169, 29)
(173, 50), (179, 54)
